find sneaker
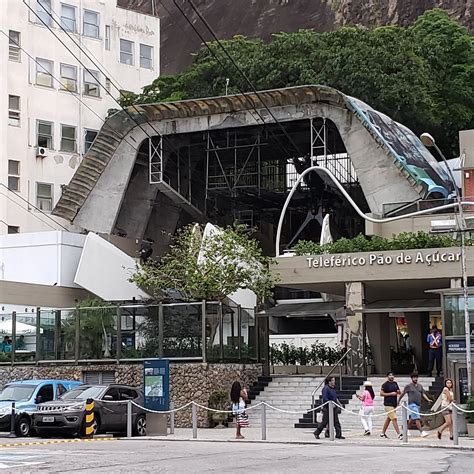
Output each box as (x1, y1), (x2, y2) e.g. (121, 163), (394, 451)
(364, 431), (371, 436)
(336, 436), (345, 440)
(380, 433), (389, 439)
(398, 433), (403, 440)
(313, 433), (320, 439)
(421, 431), (429, 438)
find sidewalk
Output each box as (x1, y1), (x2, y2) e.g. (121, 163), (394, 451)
(136, 427), (474, 450)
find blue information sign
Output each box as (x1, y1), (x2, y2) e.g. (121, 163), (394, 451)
(143, 359), (170, 411)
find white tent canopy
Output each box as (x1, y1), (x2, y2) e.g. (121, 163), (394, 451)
(0, 320), (38, 335)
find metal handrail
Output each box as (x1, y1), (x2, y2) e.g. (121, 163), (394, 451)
(311, 348), (352, 423)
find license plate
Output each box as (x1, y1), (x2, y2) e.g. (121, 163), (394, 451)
(42, 416), (54, 423)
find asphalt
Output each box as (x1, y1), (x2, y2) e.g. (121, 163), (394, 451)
(0, 438), (471, 472)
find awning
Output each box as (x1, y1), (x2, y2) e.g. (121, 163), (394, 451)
(260, 301), (349, 320)
(362, 298), (441, 314)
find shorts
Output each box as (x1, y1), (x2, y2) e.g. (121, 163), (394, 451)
(384, 405), (397, 420)
(442, 407), (452, 415)
(408, 403), (421, 420)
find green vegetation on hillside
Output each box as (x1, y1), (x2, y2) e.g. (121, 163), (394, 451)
(120, 9), (473, 156)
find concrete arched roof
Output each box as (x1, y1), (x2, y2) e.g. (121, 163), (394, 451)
(53, 85), (451, 223)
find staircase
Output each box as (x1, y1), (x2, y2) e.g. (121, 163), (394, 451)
(338, 376), (436, 432)
(247, 375), (325, 427)
(295, 376), (366, 428)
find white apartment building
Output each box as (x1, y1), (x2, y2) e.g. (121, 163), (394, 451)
(0, 0), (160, 235)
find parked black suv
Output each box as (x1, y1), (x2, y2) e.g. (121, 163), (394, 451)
(33, 384), (146, 437)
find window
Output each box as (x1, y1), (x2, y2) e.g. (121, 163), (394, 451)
(60, 64), (77, 92)
(139, 44), (153, 69)
(8, 160), (20, 192)
(84, 129), (98, 153)
(105, 77), (111, 92)
(8, 95), (20, 126)
(56, 384), (67, 397)
(83, 69), (100, 97)
(8, 31), (21, 62)
(103, 387), (120, 401)
(120, 388), (138, 400)
(60, 125), (76, 152)
(36, 0), (52, 26)
(7, 226), (20, 234)
(105, 25), (111, 50)
(36, 384), (54, 403)
(36, 183), (53, 212)
(120, 39), (134, 65)
(36, 58), (53, 87)
(37, 120), (53, 148)
(83, 371), (115, 384)
(61, 4), (76, 32)
(83, 10), (99, 38)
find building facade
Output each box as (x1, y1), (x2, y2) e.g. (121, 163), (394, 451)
(0, 0), (159, 234)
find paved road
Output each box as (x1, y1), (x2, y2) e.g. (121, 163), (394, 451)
(0, 439), (470, 472)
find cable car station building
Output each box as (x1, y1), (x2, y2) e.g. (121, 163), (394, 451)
(54, 85), (474, 393)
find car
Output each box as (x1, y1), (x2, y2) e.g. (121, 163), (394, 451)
(0, 379), (83, 437)
(33, 384), (146, 438)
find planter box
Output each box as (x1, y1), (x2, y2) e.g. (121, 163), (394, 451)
(297, 365), (322, 375)
(467, 423), (474, 438)
(272, 365), (298, 375)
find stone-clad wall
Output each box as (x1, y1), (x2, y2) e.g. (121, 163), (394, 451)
(0, 363), (262, 428)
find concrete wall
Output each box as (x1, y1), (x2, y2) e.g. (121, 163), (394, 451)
(0, 362), (262, 428)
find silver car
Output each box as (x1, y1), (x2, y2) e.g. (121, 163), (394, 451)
(33, 384), (146, 437)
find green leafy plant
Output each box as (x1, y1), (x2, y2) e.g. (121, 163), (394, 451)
(467, 395), (474, 424)
(293, 231), (470, 256)
(208, 389), (231, 426)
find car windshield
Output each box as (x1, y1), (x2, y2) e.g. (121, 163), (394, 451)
(0, 385), (36, 401)
(61, 386), (104, 400)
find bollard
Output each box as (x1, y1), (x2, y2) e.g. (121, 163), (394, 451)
(84, 398), (95, 438)
(170, 402), (175, 435)
(452, 405), (459, 446)
(328, 401), (335, 441)
(261, 403), (267, 441)
(192, 403), (197, 439)
(8, 402), (16, 438)
(127, 400), (133, 438)
(401, 403), (408, 444)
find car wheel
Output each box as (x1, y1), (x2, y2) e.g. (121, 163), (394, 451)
(133, 415), (146, 436)
(15, 416), (32, 437)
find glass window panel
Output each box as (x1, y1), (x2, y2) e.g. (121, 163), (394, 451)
(36, 0), (52, 26)
(83, 10), (99, 38)
(37, 120), (53, 148)
(83, 69), (100, 97)
(36, 183), (53, 211)
(9, 30), (21, 61)
(8, 160), (20, 175)
(84, 129), (98, 152)
(61, 4), (76, 32)
(8, 176), (20, 191)
(60, 125), (76, 152)
(105, 25), (111, 50)
(120, 39), (134, 65)
(60, 64), (77, 92)
(8, 95), (20, 126)
(36, 58), (53, 87)
(140, 44), (153, 69)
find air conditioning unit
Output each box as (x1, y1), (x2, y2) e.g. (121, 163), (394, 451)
(36, 147), (47, 158)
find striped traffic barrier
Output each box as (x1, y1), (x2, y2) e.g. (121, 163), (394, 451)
(84, 398), (95, 438)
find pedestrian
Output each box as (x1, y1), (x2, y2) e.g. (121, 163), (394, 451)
(380, 371), (402, 439)
(427, 326), (442, 377)
(16, 335), (26, 350)
(230, 381), (248, 439)
(313, 376), (344, 440)
(0, 336), (9, 352)
(399, 372), (433, 437)
(437, 378), (454, 440)
(357, 381), (375, 435)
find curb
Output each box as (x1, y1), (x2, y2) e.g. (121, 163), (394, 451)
(0, 437), (116, 448)
(120, 436), (474, 451)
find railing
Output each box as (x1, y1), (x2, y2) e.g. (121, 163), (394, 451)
(311, 348), (352, 423)
(0, 301), (267, 365)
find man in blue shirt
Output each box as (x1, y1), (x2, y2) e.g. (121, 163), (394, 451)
(427, 326), (442, 377)
(313, 376), (344, 439)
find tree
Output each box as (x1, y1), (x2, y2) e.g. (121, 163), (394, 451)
(119, 10), (473, 156)
(130, 223), (276, 304)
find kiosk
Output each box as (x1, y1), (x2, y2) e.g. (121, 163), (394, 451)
(144, 359), (170, 435)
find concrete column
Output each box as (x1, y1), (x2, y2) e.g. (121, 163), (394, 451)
(365, 312), (391, 375)
(405, 312), (430, 373)
(345, 282), (365, 376)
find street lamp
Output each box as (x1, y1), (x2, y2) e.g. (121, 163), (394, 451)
(420, 132), (471, 395)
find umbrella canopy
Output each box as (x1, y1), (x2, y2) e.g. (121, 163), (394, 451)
(0, 320), (37, 335)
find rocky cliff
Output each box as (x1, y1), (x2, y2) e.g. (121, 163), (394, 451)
(120, 0), (473, 74)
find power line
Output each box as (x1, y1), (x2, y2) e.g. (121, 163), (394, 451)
(0, 190), (63, 232)
(27, 0), (179, 156)
(178, 0), (305, 158)
(1, 29), (142, 155)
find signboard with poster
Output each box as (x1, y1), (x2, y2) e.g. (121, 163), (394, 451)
(143, 359), (170, 411)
